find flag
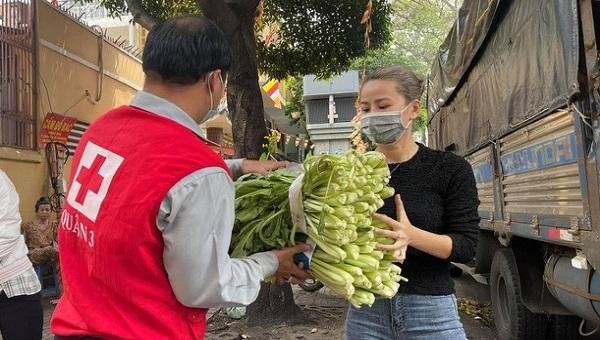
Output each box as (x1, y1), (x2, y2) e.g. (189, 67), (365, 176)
(262, 79), (284, 109)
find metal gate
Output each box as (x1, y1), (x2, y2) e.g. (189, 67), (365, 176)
(0, 0), (35, 149)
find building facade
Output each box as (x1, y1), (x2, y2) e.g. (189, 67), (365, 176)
(303, 71), (359, 155)
(56, 0), (147, 53)
(0, 0), (143, 222)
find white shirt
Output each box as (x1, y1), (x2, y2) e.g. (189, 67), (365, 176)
(130, 91), (278, 308)
(0, 170), (41, 297)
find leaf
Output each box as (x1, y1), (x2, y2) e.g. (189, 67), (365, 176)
(257, 0), (393, 79)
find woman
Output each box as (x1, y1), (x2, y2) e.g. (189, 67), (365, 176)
(345, 66), (480, 339)
(22, 197), (59, 294)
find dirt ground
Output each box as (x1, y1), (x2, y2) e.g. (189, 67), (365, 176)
(33, 277), (497, 340)
(30, 266), (600, 340)
(205, 282), (496, 340)
(206, 287), (347, 340)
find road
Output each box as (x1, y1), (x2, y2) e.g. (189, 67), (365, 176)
(28, 272), (600, 340)
(454, 271), (497, 340)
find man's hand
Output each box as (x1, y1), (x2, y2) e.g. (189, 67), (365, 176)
(241, 159), (289, 176)
(272, 243), (312, 285)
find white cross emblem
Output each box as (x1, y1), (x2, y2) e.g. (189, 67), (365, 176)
(66, 141), (124, 222)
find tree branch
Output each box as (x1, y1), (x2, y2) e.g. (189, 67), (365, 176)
(439, 0), (457, 11)
(223, 0), (261, 17)
(124, 0), (159, 30)
(224, 0), (261, 8)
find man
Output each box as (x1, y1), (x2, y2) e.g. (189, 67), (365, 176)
(51, 15), (310, 339)
(0, 170), (43, 340)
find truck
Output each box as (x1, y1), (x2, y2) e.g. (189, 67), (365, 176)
(427, 1), (600, 339)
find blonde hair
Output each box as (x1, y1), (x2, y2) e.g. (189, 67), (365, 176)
(362, 66), (424, 101)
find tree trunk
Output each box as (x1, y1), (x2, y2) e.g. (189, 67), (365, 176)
(246, 282), (303, 325)
(200, 0), (267, 159)
(124, 0), (159, 28)
(199, 1), (302, 323)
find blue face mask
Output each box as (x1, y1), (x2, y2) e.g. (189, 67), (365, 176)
(360, 104), (413, 145)
(201, 72), (225, 124)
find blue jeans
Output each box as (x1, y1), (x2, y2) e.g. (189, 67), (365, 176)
(345, 293), (466, 340)
(33, 264), (59, 297)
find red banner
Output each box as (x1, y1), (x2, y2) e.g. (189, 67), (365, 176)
(39, 113), (77, 147)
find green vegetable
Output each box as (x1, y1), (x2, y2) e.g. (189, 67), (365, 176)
(342, 244), (361, 260)
(350, 289), (376, 308)
(232, 151), (407, 307)
(313, 249), (342, 263)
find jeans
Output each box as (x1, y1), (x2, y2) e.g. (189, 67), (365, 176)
(345, 293), (466, 340)
(0, 291), (43, 340)
(34, 264), (60, 297)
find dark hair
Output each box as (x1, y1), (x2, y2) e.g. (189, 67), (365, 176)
(362, 66), (424, 101)
(35, 197), (51, 212)
(142, 15), (232, 85)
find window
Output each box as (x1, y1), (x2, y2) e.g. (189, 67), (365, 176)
(306, 99), (329, 124)
(306, 96), (357, 125)
(0, 0), (35, 149)
(335, 96), (357, 123)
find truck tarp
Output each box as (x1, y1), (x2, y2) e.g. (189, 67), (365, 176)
(427, 0), (580, 155)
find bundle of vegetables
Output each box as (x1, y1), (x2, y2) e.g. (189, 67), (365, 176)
(232, 151), (406, 307)
(231, 169), (298, 256)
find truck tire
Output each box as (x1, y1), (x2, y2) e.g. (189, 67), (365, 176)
(490, 248), (547, 340)
(547, 315), (584, 340)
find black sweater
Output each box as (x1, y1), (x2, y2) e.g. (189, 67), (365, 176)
(379, 144), (480, 295)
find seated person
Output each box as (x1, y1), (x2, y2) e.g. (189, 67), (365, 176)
(21, 197), (59, 296)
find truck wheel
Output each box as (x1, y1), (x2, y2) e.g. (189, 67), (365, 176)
(490, 248), (547, 340)
(547, 315), (583, 340)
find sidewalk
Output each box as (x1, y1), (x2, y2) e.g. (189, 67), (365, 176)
(42, 298), (54, 340)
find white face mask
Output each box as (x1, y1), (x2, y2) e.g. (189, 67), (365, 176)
(360, 103), (413, 145)
(200, 71), (225, 124)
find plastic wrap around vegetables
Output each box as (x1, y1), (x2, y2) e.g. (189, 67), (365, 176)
(231, 151), (407, 307)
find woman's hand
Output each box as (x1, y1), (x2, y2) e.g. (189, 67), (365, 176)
(373, 194), (413, 262)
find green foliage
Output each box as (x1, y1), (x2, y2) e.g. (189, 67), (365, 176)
(260, 129), (280, 160)
(75, 0), (200, 20)
(389, 0), (459, 76)
(353, 0), (459, 77)
(351, 0), (459, 133)
(89, 0), (126, 16)
(415, 107), (428, 131)
(258, 0), (392, 80)
(351, 48), (410, 76)
(78, 0), (392, 82)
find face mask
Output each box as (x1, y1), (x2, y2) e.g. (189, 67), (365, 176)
(360, 104), (413, 145)
(201, 71), (225, 124)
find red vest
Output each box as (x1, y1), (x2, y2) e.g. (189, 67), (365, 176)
(51, 106), (231, 339)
